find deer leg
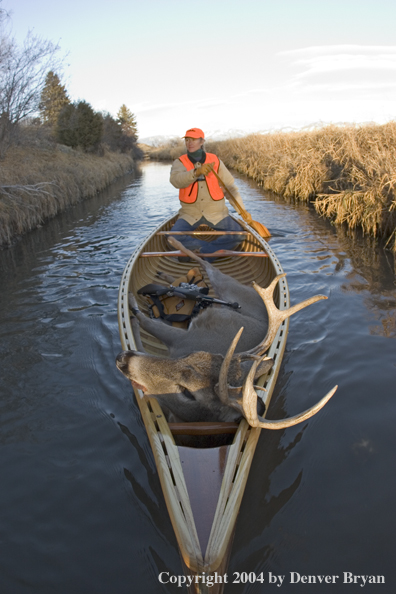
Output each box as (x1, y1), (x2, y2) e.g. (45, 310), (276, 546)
(130, 316), (146, 352)
(128, 293), (185, 349)
(167, 236), (258, 304)
(156, 271), (175, 284)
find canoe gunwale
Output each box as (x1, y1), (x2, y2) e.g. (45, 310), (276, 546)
(117, 212), (290, 576)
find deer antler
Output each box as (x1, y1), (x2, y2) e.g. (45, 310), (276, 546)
(217, 327), (245, 405)
(216, 276), (334, 426)
(216, 327), (272, 410)
(217, 275), (328, 404)
(216, 328), (335, 429)
(242, 357), (337, 429)
(246, 275), (327, 357)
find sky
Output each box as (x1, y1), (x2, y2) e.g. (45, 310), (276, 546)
(2, 0), (396, 141)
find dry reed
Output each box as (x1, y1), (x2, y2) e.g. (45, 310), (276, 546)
(0, 145), (135, 246)
(210, 124), (396, 253)
(151, 123), (396, 252)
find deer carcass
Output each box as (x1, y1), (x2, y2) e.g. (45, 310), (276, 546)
(116, 237), (337, 427)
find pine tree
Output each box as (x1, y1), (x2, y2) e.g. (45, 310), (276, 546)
(75, 101), (103, 151)
(39, 71), (70, 127)
(56, 103), (78, 147)
(117, 104), (138, 139)
(56, 100), (102, 151)
(100, 112), (123, 151)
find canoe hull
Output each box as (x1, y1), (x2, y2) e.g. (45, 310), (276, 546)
(117, 213), (290, 591)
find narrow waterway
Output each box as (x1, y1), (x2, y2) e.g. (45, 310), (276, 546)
(0, 162), (395, 594)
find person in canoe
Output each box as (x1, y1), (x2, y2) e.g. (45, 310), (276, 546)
(169, 127), (252, 260)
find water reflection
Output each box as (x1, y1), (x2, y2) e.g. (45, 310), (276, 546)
(0, 161), (395, 594)
(257, 187), (396, 340)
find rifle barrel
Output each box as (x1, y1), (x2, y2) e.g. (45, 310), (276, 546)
(173, 288), (240, 309)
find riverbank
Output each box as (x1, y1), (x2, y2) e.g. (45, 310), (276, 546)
(0, 145), (136, 246)
(149, 122), (396, 253)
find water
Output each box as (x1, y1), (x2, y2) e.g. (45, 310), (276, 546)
(0, 162), (395, 593)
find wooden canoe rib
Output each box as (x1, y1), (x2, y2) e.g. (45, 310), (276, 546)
(117, 214), (290, 592)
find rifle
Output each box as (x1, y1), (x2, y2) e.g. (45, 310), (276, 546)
(137, 282), (240, 310)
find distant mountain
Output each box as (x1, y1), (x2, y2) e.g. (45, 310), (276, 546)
(139, 135), (180, 147)
(139, 122), (372, 147)
(206, 129), (251, 140)
(140, 129), (250, 147)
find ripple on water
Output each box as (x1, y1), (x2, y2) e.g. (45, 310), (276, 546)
(0, 162), (395, 593)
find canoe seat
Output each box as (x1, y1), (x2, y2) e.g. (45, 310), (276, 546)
(168, 422), (239, 436)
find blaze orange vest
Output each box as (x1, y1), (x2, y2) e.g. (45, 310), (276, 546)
(178, 153), (224, 203)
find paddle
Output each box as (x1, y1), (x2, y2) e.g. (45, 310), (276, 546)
(208, 165), (271, 238)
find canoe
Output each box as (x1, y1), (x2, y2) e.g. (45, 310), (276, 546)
(117, 213), (290, 593)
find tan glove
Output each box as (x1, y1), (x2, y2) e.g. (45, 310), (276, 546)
(194, 162), (215, 177)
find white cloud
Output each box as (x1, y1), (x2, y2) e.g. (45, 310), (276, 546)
(294, 81), (396, 93)
(280, 45), (396, 80)
(294, 55), (396, 79)
(280, 45), (396, 57)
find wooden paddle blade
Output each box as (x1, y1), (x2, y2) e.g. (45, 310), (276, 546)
(251, 219), (271, 238)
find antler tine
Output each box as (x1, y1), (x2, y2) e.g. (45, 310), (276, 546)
(246, 274), (327, 357)
(217, 327), (244, 405)
(242, 358), (337, 429)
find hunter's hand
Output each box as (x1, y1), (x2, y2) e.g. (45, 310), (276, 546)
(195, 162), (215, 177)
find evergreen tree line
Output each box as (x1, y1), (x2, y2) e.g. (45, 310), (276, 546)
(40, 71), (139, 154)
(0, 3), (140, 157)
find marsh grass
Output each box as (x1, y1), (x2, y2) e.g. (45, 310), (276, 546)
(150, 141), (185, 162)
(151, 123), (396, 252)
(211, 124), (396, 253)
(0, 145), (135, 246)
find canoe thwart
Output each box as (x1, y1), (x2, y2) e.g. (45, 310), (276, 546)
(140, 250), (269, 258)
(157, 231), (252, 236)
